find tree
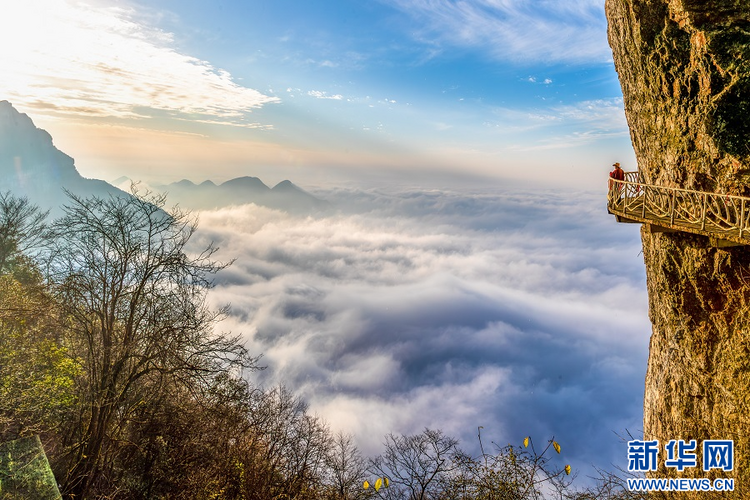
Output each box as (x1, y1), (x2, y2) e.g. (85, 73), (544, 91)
(368, 428), (462, 500)
(0, 194), (77, 462)
(44, 191), (256, 498)
(440, 433), (579, 500)
(238, 384), (332, 499)
(116, 372), (260, 499)
(324, 431), (368, 500)
(0, 191), (48, 275)
(0, 272), (79, 444)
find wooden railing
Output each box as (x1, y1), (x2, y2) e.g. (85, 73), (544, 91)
(608, 172), (750, 245)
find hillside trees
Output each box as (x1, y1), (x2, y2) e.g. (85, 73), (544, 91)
(0, 263), (80, 447)
(446, 436), (574, 500)
(0, 192), (48, 274)
(0, 192), (79, 455)
(368, 428), (463, 500)
(44, 191), (258, 498)
(324, 431), (368, 500)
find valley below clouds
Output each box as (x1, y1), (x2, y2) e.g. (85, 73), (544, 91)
(194, 185), (650, 478)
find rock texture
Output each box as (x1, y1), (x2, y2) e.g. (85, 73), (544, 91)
(606, 0), (750, 490)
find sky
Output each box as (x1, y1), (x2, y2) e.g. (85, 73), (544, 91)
(1, 0), (653, 486)
(0, 0), (637, 188)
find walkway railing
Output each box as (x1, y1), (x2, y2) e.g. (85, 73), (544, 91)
(608, 172), (750, 245)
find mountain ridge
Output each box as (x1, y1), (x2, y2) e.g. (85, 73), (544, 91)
(0, 101), (329, 215)
(113, 175), (330, 213)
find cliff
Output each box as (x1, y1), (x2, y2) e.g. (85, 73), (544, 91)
(606, 0), (750, 490)
(0, 100), (126, 214)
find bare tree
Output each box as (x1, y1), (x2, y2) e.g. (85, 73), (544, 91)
(239, 384), (332, 499)
(324, 431), (368, 500)
(442, 433), (580, 500)
(0, 191), (48, 274)
(45, 191), (256, 498)
(369, 428), (462, 500)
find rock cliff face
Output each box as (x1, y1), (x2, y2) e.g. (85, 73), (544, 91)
(0, 100), (125, 215)
(606, 0), (750, 488)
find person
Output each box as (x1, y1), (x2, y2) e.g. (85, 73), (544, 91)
(609, 162), (625, 195)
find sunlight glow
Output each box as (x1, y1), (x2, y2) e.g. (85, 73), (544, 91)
(0, 0), (278, 123)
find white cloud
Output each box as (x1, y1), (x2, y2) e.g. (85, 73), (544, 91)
(0, 0), (279, 123)
(486, 98), (629, 147)
(308, 90), (345, 100)
(195, 187), (649, 475)
(380, 0), (610, 65)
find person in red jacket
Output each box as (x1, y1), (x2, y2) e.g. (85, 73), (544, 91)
(609, 162), (625, 195)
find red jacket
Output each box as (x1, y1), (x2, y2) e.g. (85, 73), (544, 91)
(610, 167), (624, 181)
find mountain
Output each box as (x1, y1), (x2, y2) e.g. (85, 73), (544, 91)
(0, 101), (330, 216)
(0, 100), (127, 215)
(606, 0), (750, 489)
(146, 176), (331, 213)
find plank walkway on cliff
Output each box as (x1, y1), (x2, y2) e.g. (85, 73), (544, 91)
(608, 172), (750, 247)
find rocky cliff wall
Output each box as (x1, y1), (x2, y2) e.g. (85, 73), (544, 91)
(0, 101), (126, 216)
(606, 0), (750, 490)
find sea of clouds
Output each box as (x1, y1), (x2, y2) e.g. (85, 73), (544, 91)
(194, 185), (650, 481)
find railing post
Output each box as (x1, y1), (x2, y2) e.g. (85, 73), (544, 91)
(623, 182), (627, 217)
(741, 199), (746, 239)
(701, 193), (707, 230)
(642, 184), (647, 218)
(670, 190), (676, 226)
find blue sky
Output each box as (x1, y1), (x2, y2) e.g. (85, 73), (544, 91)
(1, 0), (636, 188)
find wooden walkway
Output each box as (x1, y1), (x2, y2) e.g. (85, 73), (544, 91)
(608, 172), (750, 247)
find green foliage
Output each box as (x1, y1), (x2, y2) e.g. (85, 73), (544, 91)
(0, 273), (79, 441)
(0, 435), (61, 500)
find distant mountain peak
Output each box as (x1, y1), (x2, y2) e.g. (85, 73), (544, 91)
(0, 101), (79, 186)
(220, 176), (269, 190)
(150, 176), (329, 213)
(111, 175), (132, 185)
(272, 180), (301, 192)
(0, 101), (127, 215)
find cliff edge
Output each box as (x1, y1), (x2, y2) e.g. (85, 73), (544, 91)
(606, 0), (750, 490)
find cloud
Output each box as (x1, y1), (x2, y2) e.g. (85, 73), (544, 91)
(0, 0), (279, 124)
(195, 186), (649, 479)
(486, 98), (629, 148)
(308, 90), (345, 100)
(380, 0), (610, 65)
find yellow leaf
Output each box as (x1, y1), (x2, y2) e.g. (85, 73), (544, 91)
(363, 481), (369, 490)
(565, 464), (571, 475)
(523, 436), (529, 448)
(384, 477), (390, 487)
(553, 441), (561, 454)
(375, 478), (382, 491)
